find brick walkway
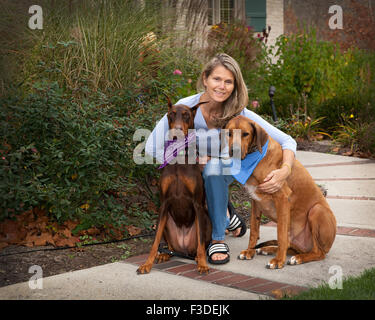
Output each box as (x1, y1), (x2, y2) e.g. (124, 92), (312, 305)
(125, 254), (307, 299)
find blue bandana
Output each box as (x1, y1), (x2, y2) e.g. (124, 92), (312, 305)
(230, 140), (269, 185)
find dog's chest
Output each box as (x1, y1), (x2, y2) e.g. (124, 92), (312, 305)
(244, 184), (277, 221)
(244, 184), (261, 201)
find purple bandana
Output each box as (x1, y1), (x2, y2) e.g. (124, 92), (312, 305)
(158, 131), (196, 169)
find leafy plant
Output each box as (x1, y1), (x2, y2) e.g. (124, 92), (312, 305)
(0, 81), (133, 223)
(333, 112), (375, 154)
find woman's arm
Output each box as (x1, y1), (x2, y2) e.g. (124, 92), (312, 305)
(145, 114), (169, 164)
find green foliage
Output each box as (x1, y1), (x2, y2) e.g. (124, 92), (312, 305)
(22, 0), (161, 94)
(250, 28), (375, 154)
(332, 111), (375, 154)
(0, 81), (154, 224)
(257, 28), (346, 117)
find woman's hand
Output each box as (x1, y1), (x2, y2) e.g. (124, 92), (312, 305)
(258, 149), (294, 194)
(257, 166), (290, 194)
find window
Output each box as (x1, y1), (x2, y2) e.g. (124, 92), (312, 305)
(208, 0), (235, 25)
(245, 0), (266, 32)
(220, 0), (235, 24)
(208, 0), (214, 25)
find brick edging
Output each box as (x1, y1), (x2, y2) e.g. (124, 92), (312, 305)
(125, 254), (307, 299)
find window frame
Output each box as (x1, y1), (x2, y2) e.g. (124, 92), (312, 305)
(208, 0), (236, 26)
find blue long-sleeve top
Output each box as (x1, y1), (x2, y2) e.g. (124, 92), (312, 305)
(145, 93), (296, 164)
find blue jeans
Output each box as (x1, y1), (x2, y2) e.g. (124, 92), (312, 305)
(202, 158), (235, 241)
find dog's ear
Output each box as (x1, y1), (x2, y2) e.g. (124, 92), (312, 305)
(162, 92), (173, 111)
(166, 96), (173, 111)
(250, 121), (268, 153)
(191, 101), (209, 117)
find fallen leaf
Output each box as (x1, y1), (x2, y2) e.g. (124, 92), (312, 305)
(126, 225), (142, 237)
(342, 150), (353, 156)
(60, 228), (72, 239)
(147, 201), (158, 214)
(86, 227), (100, 236)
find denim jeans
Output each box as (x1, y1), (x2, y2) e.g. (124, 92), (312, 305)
(202, 158), (235, 241)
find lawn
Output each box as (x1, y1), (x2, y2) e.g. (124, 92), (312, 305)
(283, 267), (375, 300)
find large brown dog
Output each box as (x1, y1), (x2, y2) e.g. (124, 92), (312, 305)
(225, 115), (336, 269)
(137, 99), (211, 275)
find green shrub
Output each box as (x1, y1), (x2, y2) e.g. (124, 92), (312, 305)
(0, 81), (137, 223)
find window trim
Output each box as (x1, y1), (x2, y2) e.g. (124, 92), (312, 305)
(208, 0), (236, 26)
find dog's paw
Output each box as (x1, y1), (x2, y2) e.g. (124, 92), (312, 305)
(238, 249), (256, 260)
(197, 264), (210, 275)
(156, 253), (171, 264)
(287, 255), (302, 266)
(256, 248), (271, 256)
(137, 264), (152, 275)
(266, 258), (285, 269)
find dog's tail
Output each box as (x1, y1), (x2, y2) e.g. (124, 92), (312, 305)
(254, 240), (278, 248)
(254, 240), (302, 253)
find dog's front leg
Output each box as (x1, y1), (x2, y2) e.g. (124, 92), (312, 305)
(267, 191), (290, 269)
(238, 200), (260, 260)
(194, 204), (209, 274)
(137, 212), (168, 274)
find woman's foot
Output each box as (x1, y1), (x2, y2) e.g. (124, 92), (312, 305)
(227, 203), (247, 238)
(207, 241), (230, 264)
(226, 208), (241, 237)
(210, 205), (246, 263)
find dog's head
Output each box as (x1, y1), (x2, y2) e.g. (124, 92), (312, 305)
(165, 95), (208, 136)
(225, 115), (268, 160)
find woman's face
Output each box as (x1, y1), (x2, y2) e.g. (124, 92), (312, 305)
(203, 65), (235, 103)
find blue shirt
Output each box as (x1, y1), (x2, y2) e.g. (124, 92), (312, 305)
(145, 92), (297, 164)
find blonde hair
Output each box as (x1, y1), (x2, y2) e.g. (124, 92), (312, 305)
(197, 53), (248, 127)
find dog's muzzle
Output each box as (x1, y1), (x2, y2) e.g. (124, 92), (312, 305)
(229, 143), (242, 159)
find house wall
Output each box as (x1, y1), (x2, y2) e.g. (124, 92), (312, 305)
(284, 0), (375, 50)
(266, 0), (284, 47)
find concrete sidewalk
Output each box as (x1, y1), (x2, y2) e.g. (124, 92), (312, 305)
(1, 151), (374, 300)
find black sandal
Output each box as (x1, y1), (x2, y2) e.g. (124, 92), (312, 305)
(227, 202), (247, 237)
(207, 242), (230, 265)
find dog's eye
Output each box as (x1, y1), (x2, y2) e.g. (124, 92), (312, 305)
(183, 113), (190, 120)
(242, 132), (249, 137)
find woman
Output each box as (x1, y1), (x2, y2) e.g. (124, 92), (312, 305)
(145, 53), (296, 264)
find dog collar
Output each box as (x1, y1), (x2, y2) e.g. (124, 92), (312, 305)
(230, 139), (269, 184)
(158, 131), (196, 169)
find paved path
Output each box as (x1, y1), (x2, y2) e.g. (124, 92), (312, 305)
(0, 151), (374, 300)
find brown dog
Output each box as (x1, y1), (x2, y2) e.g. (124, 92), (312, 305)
(137, 99), (211, 274)
(225, 115), (336, 269)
